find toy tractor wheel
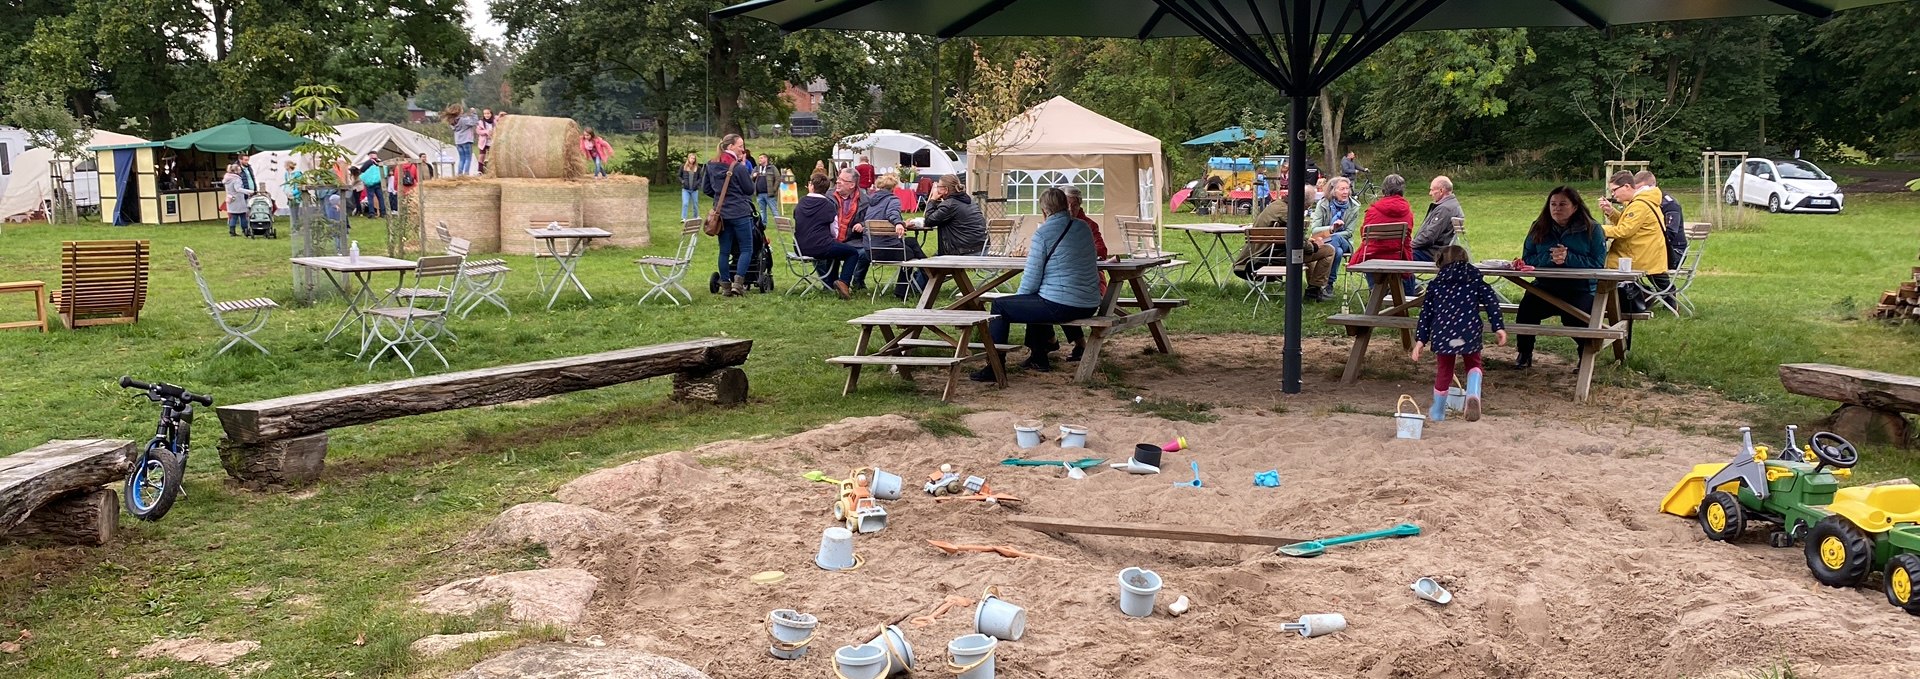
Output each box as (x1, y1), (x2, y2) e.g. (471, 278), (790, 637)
(1698, 491), (1745, 542)
(1885, 554), (1920, 616)
(1805, 515), (1874, 588)
(833, 502), (846, 523)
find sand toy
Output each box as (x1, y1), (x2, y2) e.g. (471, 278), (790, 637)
(834, 472), (889, 534)
(926, 540), (1060, 561)
(1277, 523), (1422, 557)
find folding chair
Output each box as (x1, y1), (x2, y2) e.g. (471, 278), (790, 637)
(1635, 221), (1708, 317)
(983, 218), (1016, 256)
(863, 219), (922, 301)
(365, 255), (463, 374)
(1121, 220), (1187, 296)
(1341, 222), (1410, 310)
(772, 216), (828, 296)
(183, 247), (277, 356)
(635, 219), (701, 306)
(1241, 228), (1290, 318)
(444, 235), (512, 318)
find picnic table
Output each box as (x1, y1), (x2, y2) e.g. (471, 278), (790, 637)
(291, 255), (417, 355)
(901, 255), (1186, 383)
(525, 226), (613, 309)
(1165, 222), (1249, 288)
(828, 308), (1006, 402)
(1332, 260), (1639, 402)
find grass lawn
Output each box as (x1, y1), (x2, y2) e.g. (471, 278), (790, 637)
(0, 180), (1916, 677)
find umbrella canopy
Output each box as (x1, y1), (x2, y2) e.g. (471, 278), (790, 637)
(162, 118), (312, 154)
(1183, 127), (1268, 146)
(718, 0), (1912, 394)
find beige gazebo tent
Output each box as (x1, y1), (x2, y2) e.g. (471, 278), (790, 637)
(966, 96), (1165, 247)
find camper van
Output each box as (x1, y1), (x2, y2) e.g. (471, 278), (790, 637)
(830, 130), (966, 179)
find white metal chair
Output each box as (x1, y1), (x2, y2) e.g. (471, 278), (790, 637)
(444, 235), (512, 318)
(365, 255), (463, 374)
(772, 216), (828, 296)
(1635, 221), (1709, 317)
(635, 219), (701, 305)
(863, 219), (922, 301)
(1121, 220), (1187, 296)
(183, 247), (277, 355)
(1241, 228), (1288, 318)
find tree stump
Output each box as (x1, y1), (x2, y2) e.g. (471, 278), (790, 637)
(1821, 405), (1913, 449)
(5, 488), (118, 546)
(671, 367), (749, 406)
(219, 432), (328, 487)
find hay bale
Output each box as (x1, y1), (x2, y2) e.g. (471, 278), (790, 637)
(498, 179), (584, 256)
(421, 178), (502, 253)
(488, 115), (585, 180)
(579, 176), (651, 248)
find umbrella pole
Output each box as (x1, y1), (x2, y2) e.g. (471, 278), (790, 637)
(1283, 95), (1307, 394)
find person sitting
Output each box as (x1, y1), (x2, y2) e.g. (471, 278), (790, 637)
(793, 174), (859, 300)
(1512, 186), (1607, 369)
(1350, 173), (1417, 297)
(831, 169), (869, 289)
(855, 155), (876, 189)
(971, 188), (1100, 381)
(920, 175), (986, 256)
(1411, 175), (1462, 261)
(1598, 170), (1669, 312)
(1065, 187), (1108, 260)
(859, 174), (927, 297)
(915, 172), (935, 212)
(1233, 184), (1336, 301)
(1310, 176), (1364, 299)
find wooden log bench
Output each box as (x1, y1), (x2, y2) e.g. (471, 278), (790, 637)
(0, 439), (136, 546)
(1779, 363), (1919, 448)
(215, 338), (754, 487)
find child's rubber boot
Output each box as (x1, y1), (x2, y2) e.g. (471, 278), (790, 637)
(1464, 368), (1484, 422)
(1428, 390), (1447, 422)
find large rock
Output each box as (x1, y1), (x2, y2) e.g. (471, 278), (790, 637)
(134, 638), (260, 666)
(411, 631), (514, 658)
(483, 503), (627, 566)
(416, 568), (600, 627)
(451, 644), (710, 679)
(557, 452), (711, 512)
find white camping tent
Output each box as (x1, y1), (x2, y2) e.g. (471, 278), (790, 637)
(253, 122), (455, 212)
(832, 130), (966, 178)
(966, 96), (1166, 246)
(0, 129), (147, 222)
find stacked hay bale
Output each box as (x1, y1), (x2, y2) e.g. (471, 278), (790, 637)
(498, 179), (585, 256)
(579, 176), (651, 248)
(1871, 247), (1920, 323)
(487, 116), (585, 180)
(420, 177), (503, 253)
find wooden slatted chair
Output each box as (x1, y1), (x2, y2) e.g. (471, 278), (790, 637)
(1341, 222), (1410, 309)
(365, 255), (464, 374)
(635, 220), (702, 306)
(51, 240), (150, 328)
(1242, 228), (1288, 318)
(183, 247), (277, 355)
(863, 219), (922, 301)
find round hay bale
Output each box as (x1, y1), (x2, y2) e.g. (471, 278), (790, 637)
(420, 178), (502, 253)
(487, 115), (585, 180)
(498, 179), (584, 256)
(579, 176), (651, 248)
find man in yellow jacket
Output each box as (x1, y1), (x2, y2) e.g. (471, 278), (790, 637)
(1600, 170), (1668, 275)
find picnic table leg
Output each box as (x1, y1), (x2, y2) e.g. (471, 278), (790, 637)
(543, 239), (570, 310)
(1604, 283), (1627, 363)
(844, 325), (875, 396)
(1340, 327), (1373, 383)
(1574, 340), (1599, 403)
(563, 240), (593, 300)
(943, 324), (976, 401)
(1074, 327), (1109, 384)
(1128, 274), (1172, 354)
(917, 269), (950, 309)
(980, 321), (1006, 387)
(1389, 273), (1414, 352)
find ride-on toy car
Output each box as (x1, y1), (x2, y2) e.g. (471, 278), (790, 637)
(1661, 426), (1920, 616)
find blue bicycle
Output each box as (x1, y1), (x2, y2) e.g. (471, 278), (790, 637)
(120, 376), (212, 521)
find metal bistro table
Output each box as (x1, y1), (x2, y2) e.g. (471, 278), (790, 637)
(1332, 259), (1640, 402)
(291, 255), (418, 355)
(526, 226), (613, 309)
(1165, 222), (1250, 288)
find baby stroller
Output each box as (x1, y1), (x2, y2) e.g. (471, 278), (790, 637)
(244, 191), (277, 239)
(709, 218), (775, 294)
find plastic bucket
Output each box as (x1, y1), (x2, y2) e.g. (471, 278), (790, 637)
(1411, 577), (1453, 605)
(767, 609), (817, 660)
(1059, 424), (1089, 449)
(1283, 613), (1347, 638)
(816, 526), (857, 571)
(946, 634), (997, 679)
(1394, 395), (1425, 440)
(1014, 422), (1042, 449)
(1132, 443), (1163, 468)
(834, 643), (891, 679)
(863, 624), (914, 676)
(1446, 387), (1466, 413)
(974, 594), (1027, 641)
(870, 469), (904, 500)
(1117, 567), (1163, 618)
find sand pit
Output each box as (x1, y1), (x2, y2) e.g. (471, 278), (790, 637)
(457, 335), (1920, 678)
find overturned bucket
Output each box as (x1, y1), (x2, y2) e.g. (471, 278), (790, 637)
(1059, 424), (1090, 449)
(1394, 395), (1425, 440)
(767, 609), (817, 660)
(1014, 421), (1043, 449)
(834, 643), (892, 679)
(863, 624), (913, 677)
(1117, 567), (1163, 618)
(974, 588), (1028, 641)
(946, 633), (997, 679)
(816, 526), (858, 571)
(869, 468), (904, 501)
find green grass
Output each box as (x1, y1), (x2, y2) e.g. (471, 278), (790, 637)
(1, 181), (1918, 677)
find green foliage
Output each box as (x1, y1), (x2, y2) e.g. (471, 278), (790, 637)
(1349, 30), (1534, 165)
(2, 92), (92, 160)
(270, 84), (358, 186)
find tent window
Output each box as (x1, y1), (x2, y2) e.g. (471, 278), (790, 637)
(1003, 168), (1103, 215)
(1, 143), (10, 175)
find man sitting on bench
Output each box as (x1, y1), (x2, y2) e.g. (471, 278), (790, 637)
(971, 188), (1100, 381)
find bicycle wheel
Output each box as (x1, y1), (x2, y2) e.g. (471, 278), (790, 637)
(124, 441), (184, 521)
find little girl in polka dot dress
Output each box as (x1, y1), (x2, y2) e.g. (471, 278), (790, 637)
(1411, 245), (1505, 422)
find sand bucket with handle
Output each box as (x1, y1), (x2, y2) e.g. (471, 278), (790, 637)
(767, 609), (818, 659)
(1117, 567), (1163, 617)
(863, 624), (913, 677)
(869, 468), (904, 500)
(1446, 376), (1466, 413)
(1394, 395), (1425, 440)
(1059, 424), (1089, 449)
(946, 633), (997, 678)
(834, 643), (892, 679)
(974, 586), (1027, 641)
(1014, 420), (1043, 448)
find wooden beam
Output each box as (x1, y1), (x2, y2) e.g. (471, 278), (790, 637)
(218, 432), (328, 487)
(671, 367), (749, 406)
(1009, 516), (1311, 547)
(6, 488), (117, 546)
(1779, 363), (1920, 415)
(0, 439), (135, 534)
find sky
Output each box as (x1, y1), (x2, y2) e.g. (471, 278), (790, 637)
(465, 0), (506, 45)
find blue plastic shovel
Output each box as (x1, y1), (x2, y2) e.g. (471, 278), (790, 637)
(1277, 523), (1422, 557)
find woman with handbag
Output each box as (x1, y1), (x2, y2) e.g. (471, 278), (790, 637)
(703, 134), (757, 297)
(970, 188), (1100, 381)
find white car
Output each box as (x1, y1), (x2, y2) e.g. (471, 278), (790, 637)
(1722, 158), (1844, 213)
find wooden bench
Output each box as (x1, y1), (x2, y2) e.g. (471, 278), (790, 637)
(0, 280), (49, 332)
(1327, 313), (1629, 402)
(1, 439), (135, 546)
(1779, 363), (1919, 448)
(215, 338), (753, 486)
(51, 240), (150, 328)
(829, 309), (1004, 401)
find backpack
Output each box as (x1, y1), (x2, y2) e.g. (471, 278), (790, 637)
(1659, 193), (1687, 267)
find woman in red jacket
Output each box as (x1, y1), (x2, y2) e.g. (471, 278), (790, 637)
(1349, 173), (1417, 297)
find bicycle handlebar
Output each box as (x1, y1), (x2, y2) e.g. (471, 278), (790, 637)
(119, 376), (213, 407)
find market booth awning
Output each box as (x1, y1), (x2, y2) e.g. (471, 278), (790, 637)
(1182, 127), (1267, 146)
(717, 0), (1913, 394)
(162, 118), (312, 154)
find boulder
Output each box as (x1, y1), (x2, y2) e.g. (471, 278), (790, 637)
(417, 568), (600, 627)
(134, 638), (259, 666)
(411, 631), (514, 658)
(557, 452), (711, 512)
(450, 644), (710, 679)
(483, 503), (627, 566)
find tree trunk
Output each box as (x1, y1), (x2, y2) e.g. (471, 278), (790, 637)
(653, 69), (671, 184)
(671, 367), (749, 406)
(219, 432), (329, 487)
(5, 488), (117, 546)
(1318, 93), (1346, 172)
(708, 24), (746, 136)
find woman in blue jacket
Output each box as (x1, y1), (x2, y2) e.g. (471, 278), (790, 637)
(972, 188), (1101, 381)
(1514, 186), (1607, 369)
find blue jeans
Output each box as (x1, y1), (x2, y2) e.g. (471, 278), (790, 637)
(717, 216), (756, 283)
(364, 184), (385, 217)
(681, 189), (699, 220)
(592, 157), (607, 177)
(457, 143), (474, 174)
(847, 246), (870, 288)
(989, 293), (1097, 355)
(228, 212), (246, 234)
(757, 194), (779, 219)
(1325, 232), (1353, 287)
(809, 242), (862, 285)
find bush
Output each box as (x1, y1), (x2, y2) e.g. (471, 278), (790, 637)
(613, 139), (702, 182)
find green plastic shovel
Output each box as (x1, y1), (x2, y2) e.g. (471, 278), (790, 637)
(801, 470), (842, 485)
(1277, 523), (1422, 558)
(999, 457), (1105, 469)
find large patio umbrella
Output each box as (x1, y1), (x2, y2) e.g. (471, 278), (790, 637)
(162, 118), (312, 154)
(1183, 126), (1268, 146)
(717, 0), (1909, 394)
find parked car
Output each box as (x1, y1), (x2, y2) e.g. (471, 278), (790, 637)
(1722, 157), (1844, 214)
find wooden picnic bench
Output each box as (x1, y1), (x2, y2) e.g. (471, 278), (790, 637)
(1779, 363), (1920, 447)
(52, 240), (150, 328)
(215, 338), (753, 487)
(829, 308), (1006, 402)
(1, 439), (136, 546)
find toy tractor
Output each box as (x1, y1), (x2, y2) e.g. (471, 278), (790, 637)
(833, 470), (888, 534)
(1661, 426), (1920, 616)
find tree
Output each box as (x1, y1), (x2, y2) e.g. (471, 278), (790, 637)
(953, 47), (1047, 204)
(1774, 4), (1920, 156)
(4, 92), (93, 223)
(1575, 72), (1689, 161)
(1336, 30), (1532, 166)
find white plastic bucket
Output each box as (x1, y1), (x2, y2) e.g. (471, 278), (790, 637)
(946, 634), (997, 679)
(816, 526), (857, 571)
(1117, 567), (1163, 618)
(1394, 395), (1424, 440)
(767, 609), (817, 660)
(1446, 386), (1466, 413)
(1059, 424), (1089, 449)
(1014, 421), (1042, 449)
(1282, 613), (1348, 638)
(863, 624), (913, 677)
(834, 643), (891, 679)
(869, 468), (903, 500)
(974, 593), (1027, 641)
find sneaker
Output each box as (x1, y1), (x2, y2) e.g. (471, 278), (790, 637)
(1512, 355), (1532, 370)
(1067, 344), (1085, 362)
(1021, 357), (1054, 372)
(969, 366), (997, 382)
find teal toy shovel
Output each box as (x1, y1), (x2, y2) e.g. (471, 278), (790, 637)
(1277, 523), (1422, 557)
(999, 457), (1105, 469)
